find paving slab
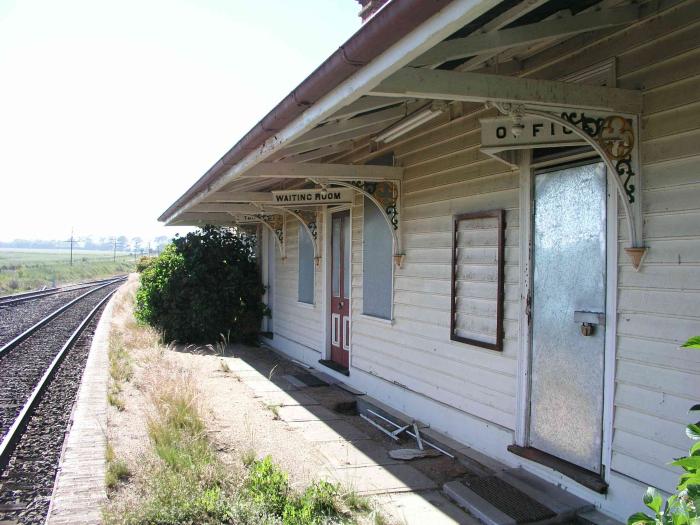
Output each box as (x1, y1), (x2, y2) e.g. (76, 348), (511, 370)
(219, 357), (257, 372)
(222, 345), (477, 524)
(277, 404), (345, 422)
(246, 379), (299, 394)
(255, 390), (320, 407)
(288, 419), (371, 442)
(375, 490), (480, 525)
(317, 439), (402, 468)
(331, 463), (437, 494)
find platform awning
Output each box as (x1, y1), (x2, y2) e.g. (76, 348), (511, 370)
(161, 0), (649, 257)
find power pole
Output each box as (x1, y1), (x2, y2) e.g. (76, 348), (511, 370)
(112, 237), (117, 261)
(69, 228), (74, 266)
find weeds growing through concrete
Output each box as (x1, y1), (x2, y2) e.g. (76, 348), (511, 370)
(267, 404), (281, 420)
(103, 277), (383, 524)
(105, 443), (130, 489)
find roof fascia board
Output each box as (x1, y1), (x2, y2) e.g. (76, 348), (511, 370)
(203, 192), (274, 203)
(241, 162), (403, 181)
(162, 0), (499, 225)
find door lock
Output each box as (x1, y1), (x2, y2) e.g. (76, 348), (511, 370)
(580, 323), (595, 336)
(339, 301), (344, 307)
(574, 311), (604, 337)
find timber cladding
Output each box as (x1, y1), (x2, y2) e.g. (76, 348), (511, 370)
(266, 0), (700, 497)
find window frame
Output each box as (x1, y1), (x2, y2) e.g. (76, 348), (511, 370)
(297, 225), (315, 305)
(361, 195), (394, 321)
(450, 209), (505, 351)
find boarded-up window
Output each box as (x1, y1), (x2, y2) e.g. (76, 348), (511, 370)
(362, 196), (393, 319)
(298, 227), (314, 304)
(451, 210), (505, 351)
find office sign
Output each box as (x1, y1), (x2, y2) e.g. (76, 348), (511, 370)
(481, 116), (584, 150)
(271, 188), (354, 205)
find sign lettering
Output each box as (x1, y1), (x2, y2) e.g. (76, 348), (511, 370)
(271, 188), (353, 205)
(480, 116), (584, 151)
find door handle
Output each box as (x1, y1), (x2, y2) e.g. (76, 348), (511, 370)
(339, 301), (344, 307)
(574, 311), (605, 336)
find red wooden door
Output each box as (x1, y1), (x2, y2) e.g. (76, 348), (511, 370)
(330, 211), (350, 368)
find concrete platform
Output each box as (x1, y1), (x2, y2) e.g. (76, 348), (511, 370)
(229, 344), (480, 524)
(45, 295), (116, 525)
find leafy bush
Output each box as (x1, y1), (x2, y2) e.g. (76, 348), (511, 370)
(136, 256), (155, 273)
(135, 226), (266, 343)
(628, 338), (699, 525)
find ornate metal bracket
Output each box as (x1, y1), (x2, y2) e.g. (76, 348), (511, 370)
(329, 179), (404, 266)
(560, 112), (637, 203)
(292, 209), (320, 266)
(269, 207), (320, 265)
(259, 213), (285, 259)
(493, 105), (646, 270)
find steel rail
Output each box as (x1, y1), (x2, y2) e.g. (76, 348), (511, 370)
(0, 276), (126, 357)
(0, 275), (127, 307)
(0, 287), (119, 471)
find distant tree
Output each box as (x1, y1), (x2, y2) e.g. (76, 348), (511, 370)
(116, 236), (129, 252)
(131, 236), (143, 253)
(82, 236), (98, 250)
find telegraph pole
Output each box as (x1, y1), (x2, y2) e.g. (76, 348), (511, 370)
(69, 228), (74, 266)
(112, 237), (117, 261)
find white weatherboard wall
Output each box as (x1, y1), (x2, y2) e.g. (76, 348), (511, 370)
(269, 218), (324, 364)
(264, 1), (700, 519)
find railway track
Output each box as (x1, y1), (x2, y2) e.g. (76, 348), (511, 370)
(0, 277), (126, 349)
(0, 277), (125, 524)
(0, 275), (127, 307)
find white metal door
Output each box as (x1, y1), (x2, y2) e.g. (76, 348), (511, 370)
(529, 161), (607, 473)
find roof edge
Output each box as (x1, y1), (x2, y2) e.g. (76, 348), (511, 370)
(158, 0), (457, 223)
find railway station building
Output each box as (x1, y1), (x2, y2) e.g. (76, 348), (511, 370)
(159, 0), (700, 519)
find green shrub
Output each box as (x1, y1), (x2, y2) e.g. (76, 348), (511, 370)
(245, 456), (348, 524)
(245, 456), (290, 516)
(136, 256), (155, 273)
(135, 226), (266, 343)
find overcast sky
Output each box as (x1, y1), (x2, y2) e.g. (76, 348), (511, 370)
(0, 0), (360, 242)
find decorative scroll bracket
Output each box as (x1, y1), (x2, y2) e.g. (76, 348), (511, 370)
(229, 212), (286, 259)
(491, 102), (646, 270)
(327, 179), (404, 267)
(268, 206), (320, 266)
(259, 213), (286, 260)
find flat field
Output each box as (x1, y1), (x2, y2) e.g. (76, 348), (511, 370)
(0, 248), (134, 295)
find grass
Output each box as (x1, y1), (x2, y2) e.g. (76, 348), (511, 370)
(245, 456), (383, 525)
(103, 280), (383, 525)
(267, 404), (281, 420)
(107, 330), (133, 411)
(106, 443), (131, 489)
(242, 448), (257, 468)
(0, 248), (133, 295)
(104, 358), (380, 524)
